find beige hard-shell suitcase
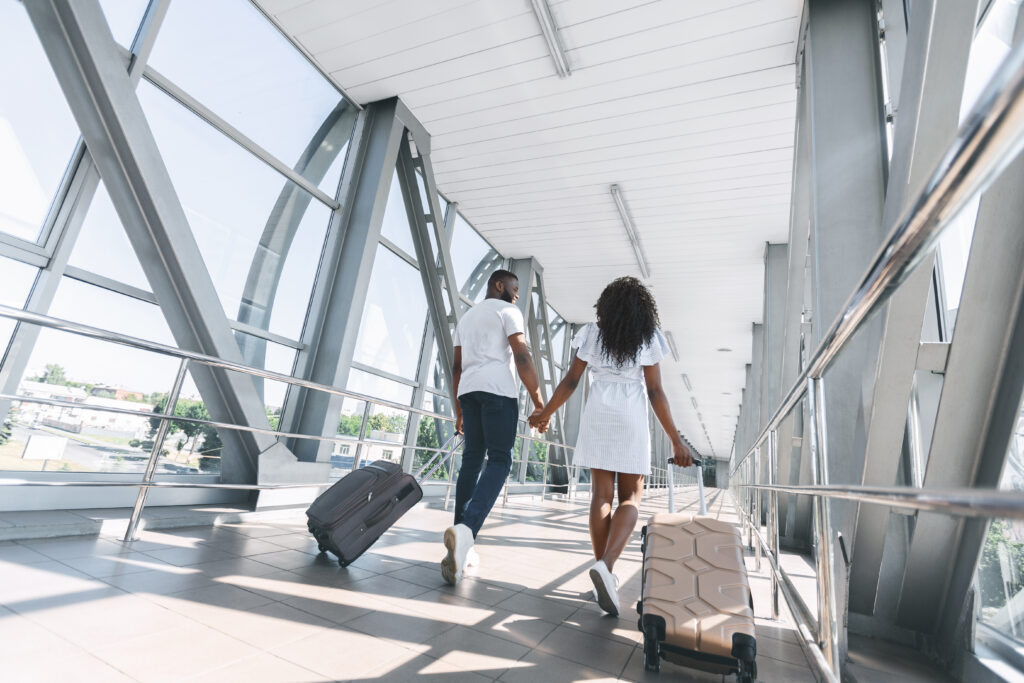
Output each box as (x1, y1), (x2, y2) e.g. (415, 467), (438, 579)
(638, 460), (757, 682)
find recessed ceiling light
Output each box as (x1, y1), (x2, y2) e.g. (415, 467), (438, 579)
(717, 348), (732, 352)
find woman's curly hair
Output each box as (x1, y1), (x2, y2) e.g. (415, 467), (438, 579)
(594, 276), (660, 366)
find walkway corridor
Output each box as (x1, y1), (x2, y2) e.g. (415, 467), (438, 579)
(0, 488), (828, 682)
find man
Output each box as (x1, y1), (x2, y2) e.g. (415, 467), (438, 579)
(441, 269), (544, 585)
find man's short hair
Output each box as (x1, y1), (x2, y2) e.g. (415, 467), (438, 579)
(488, 269), (518, 289)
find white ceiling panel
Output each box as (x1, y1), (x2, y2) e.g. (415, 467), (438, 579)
(256, 0), (803, 457)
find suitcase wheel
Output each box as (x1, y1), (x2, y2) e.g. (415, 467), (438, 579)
(317, 543), (329, 553)
(642, 625), (661, 673)
(737, 659), (756, 683)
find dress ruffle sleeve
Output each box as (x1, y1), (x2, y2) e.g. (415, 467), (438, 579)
(639, 329), (670, 366)
(571, 323), (602, 364)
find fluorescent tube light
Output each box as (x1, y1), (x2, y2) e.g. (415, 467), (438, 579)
(610, 184), (650, 279)
(681, 373), (692, 392)
(664, 331), (680, 362)
(530, 0), (572, 78)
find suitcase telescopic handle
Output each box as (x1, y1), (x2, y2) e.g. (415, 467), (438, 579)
(667, 457), (707, 515)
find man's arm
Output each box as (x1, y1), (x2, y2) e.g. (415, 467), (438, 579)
(452, 346), (463, 434)
(508, 333), (544, 411)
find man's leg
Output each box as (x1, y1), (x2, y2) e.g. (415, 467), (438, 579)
(458, 393), (517, 537)
(453, 393), (484, 526)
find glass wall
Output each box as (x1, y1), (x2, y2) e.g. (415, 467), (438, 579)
(0, 0), (567, 496)
(0, 2), (81, 243)
(0, 0), (356, 479)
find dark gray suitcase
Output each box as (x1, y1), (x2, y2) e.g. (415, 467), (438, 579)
(306, 437), (459, 566)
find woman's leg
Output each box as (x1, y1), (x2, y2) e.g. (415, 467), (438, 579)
(589, 469), (616, 561)
(599, 472), (645, 571)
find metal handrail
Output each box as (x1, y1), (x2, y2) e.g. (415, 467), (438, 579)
(0, 304), (574, 453)
(739, 483), (1024, 520)
(731, 35), (1024, 476)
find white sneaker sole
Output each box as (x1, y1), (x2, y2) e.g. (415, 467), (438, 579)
(441, 527), (461, 585)
(589, 566), (619, 616)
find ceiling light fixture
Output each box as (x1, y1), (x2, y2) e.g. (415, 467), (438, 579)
(717, 347), (732, 352)
(529, 0), (572, 78)
(681, 374), (692, 392)
(610, 184), (650, 280)
(664, 331), (680, 362)
(691, 397), (699, 410)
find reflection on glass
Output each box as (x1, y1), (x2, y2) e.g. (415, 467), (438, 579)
(353, 245), (427, 380)
(138, 81), (331, 341)
(415, 393), (456, 480)
(148, 0), (354, 193)
(69, 181), (150, 291)
(976, 402), (1024, 644)
(380, 171), (416, 256)
(0, 2), (80, 242)
(938, 0), (1022, 333)
(451, 214), (501, 302)
(0, 257), (38, 357)
(98, 0), (148, 48)
(7, 304), (181, 474)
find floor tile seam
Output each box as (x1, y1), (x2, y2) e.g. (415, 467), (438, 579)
(459, 606), (561, 649)
(518, 638), (637, 678)
(617, 641), (641, 680)
(531, 618), (639, 675)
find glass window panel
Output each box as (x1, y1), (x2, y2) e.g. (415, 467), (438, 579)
(380, 171), (416, 257)
(975, 401), (1024, 644)
(148, 0), (354, 193)
(414, 394), (456, 480)
(451, 214), (501, 302)
(2, 400), (157, 474)
(138, 81), (331, 340)
(938, 0), (1022, 334)
(69, 180), (150, 291)
(0, 257), (39, 379)
(98, 0), (148, 48)
(0, 3), (80, 243)
(7, 281), (181, 474)
(346, 367), (414, 405)
(352, 245), (427, 380)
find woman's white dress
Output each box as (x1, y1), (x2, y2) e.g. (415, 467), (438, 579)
(571, 323), (669, 476)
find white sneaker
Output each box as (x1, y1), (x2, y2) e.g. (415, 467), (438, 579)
(589, 560), (621, 616)
(465, 546), (480, 569)
(441, 523), (474, 585)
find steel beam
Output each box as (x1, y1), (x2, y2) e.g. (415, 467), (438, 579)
(804, 0), (890, 660)
(849, 0), (978, 617)
(24, 0), (286, 483)
(897, 104), (1024, 636)
(285, 99), (407, 463)
(236, 100), (358, 391)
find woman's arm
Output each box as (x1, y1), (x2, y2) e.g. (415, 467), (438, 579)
(643, 363), (693, 466)
(531, 356), (588, 431)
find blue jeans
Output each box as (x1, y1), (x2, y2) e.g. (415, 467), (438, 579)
(454, 391), (517, 537)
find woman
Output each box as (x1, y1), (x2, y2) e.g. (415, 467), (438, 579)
(529, 276), (692, 616)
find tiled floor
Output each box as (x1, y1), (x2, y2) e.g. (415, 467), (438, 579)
(0, 488), (819, 682)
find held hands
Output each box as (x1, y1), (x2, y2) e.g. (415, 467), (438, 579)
(528, 407), (550, 433)
(668, 440), (693, 468)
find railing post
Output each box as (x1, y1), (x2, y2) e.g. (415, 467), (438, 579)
(807, 377), (841, 679)
(351, 400), (372, 471)
(124, 358), (189, 542)
(541, 461), (548, 500)
(769, 428), (780, 620)
(753, 445), (762, 572)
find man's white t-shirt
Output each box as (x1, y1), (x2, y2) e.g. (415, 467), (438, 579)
(453, 298), (525, 399)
